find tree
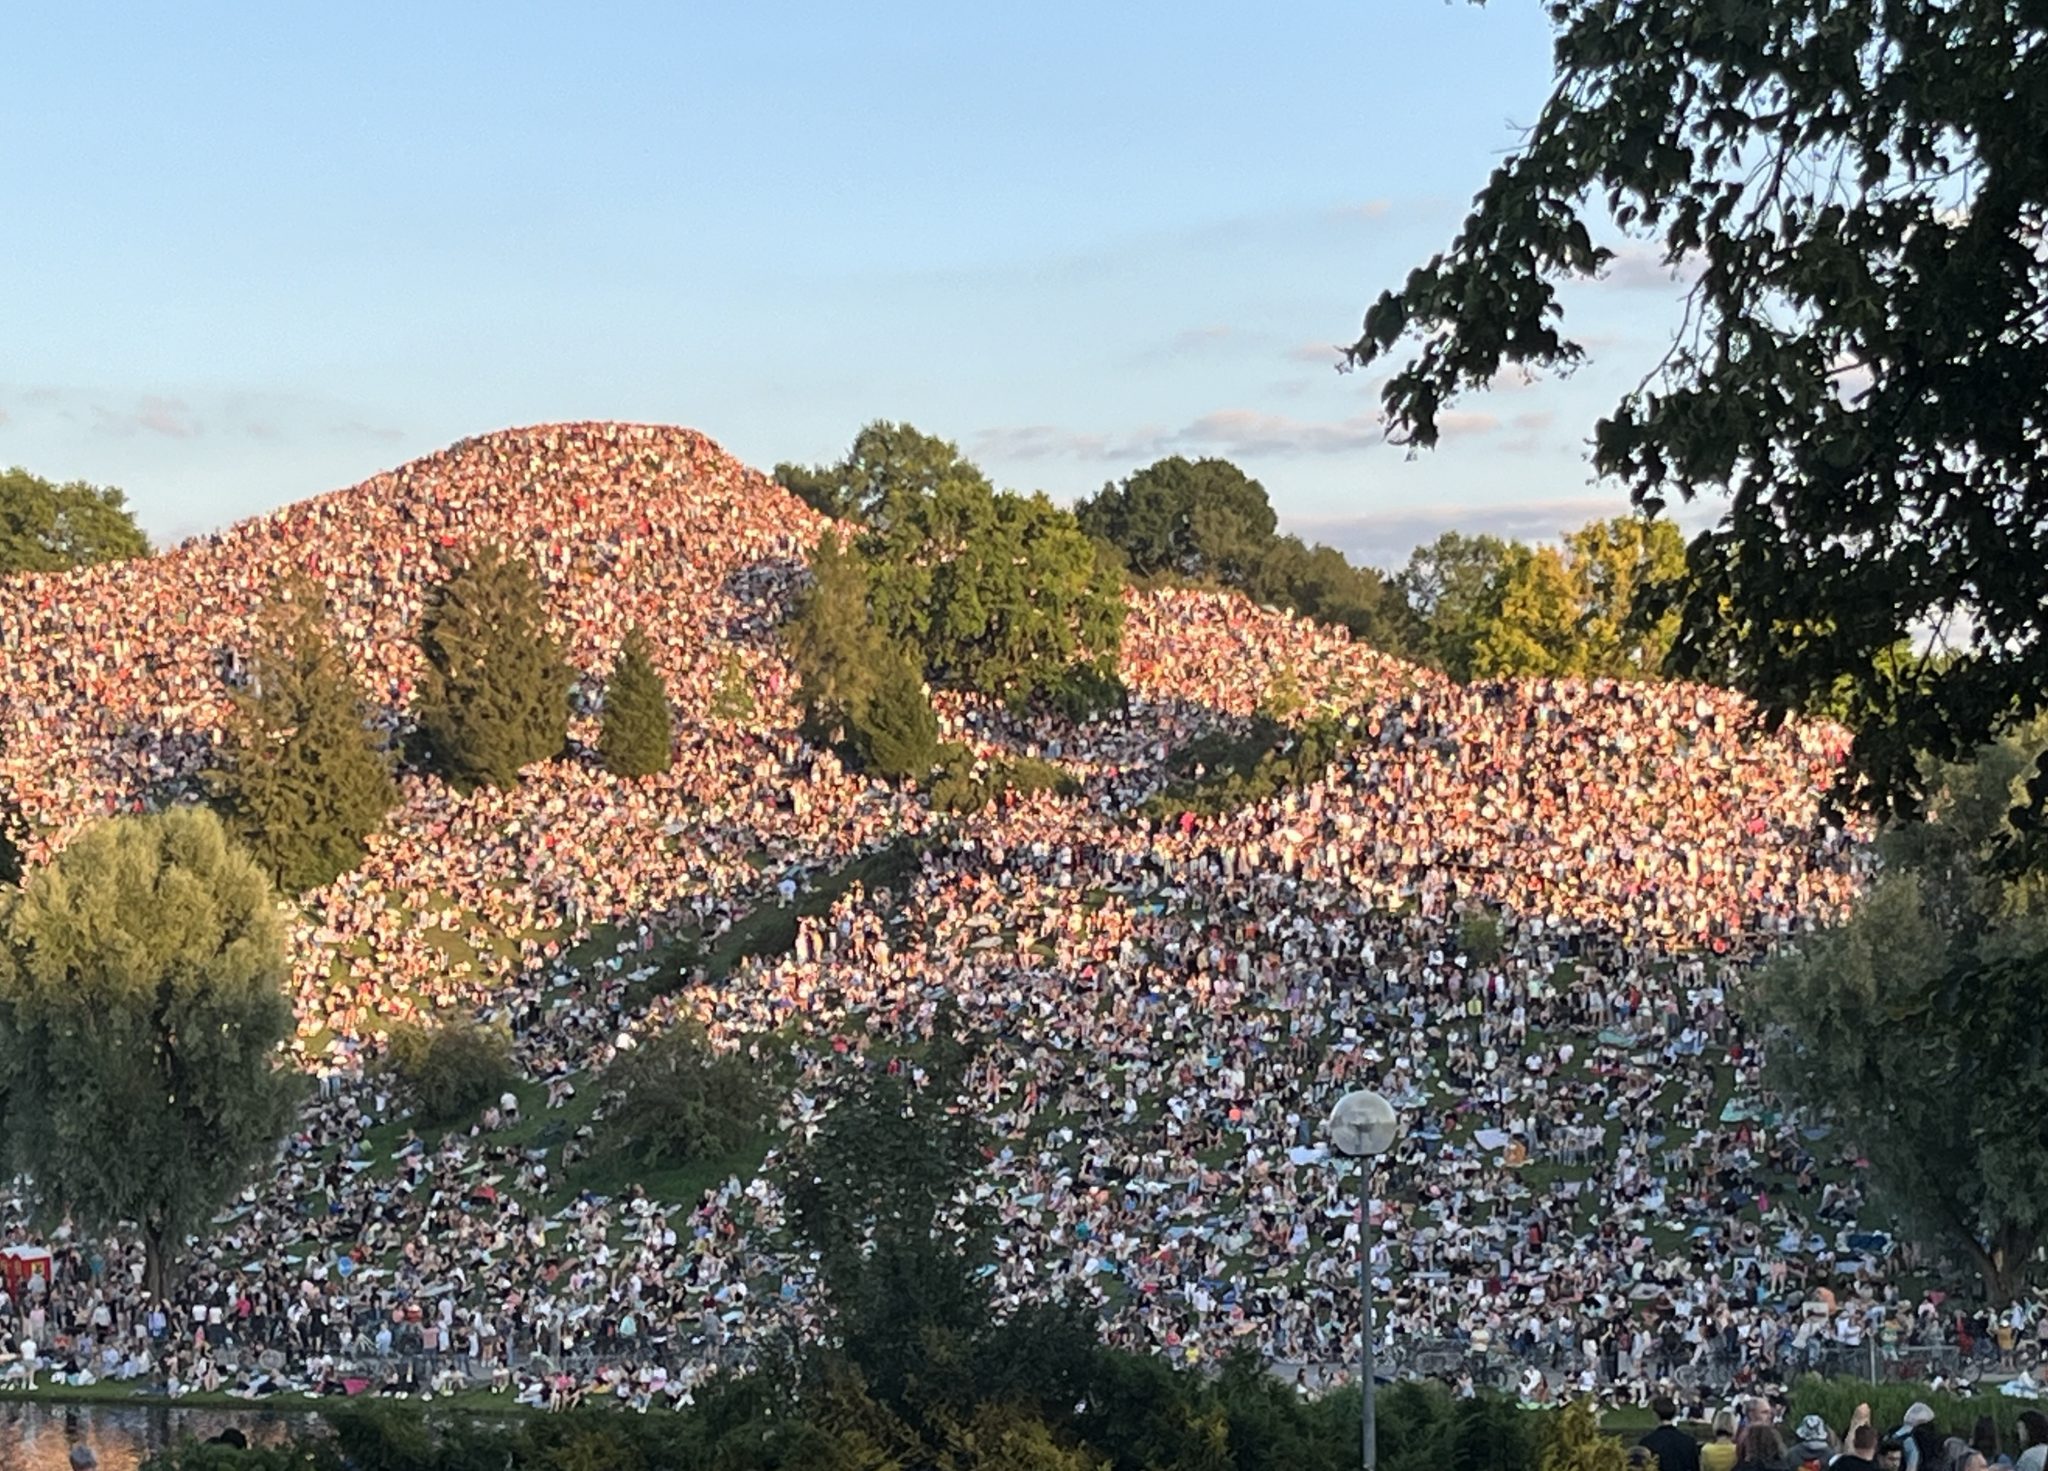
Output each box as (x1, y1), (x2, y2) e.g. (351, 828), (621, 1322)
(0, 466), (150, 576)
(850, 648), (940, 781)
(1075, 456), (1278, 582)
(208, 579), (399, 894)
(789, 424), (1125, 702)
(1394, 533), (1524, 681)
(1539, 1399), (1628, 1471)
(1078, 457), (1410, 652)
(1463, 517), (1688, 680)
(790, 530), (884, 746)
(1348, 0), (2048, 822)
(863, 480), (1124, 700)
(594, 1020), (772, 1170)
(1245, 535), (1408, 651)
(598, 628), (673, 778)
(1473, 545), (1581, 679)
(0, 808), (298, 1296)
(710, 649), (757, 725)
(777, 421), (995, 527)
(383, 1017), (516, 1127)
(1748, 728), (2048, 1303)
(785, 1025), (992, 1410)
(1561, 516), (1688, 676)
(412, 544), (573, 791)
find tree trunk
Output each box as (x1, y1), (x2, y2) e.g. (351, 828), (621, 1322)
(143, 1223), (171, 1305)
(1966, 1223), (2037, 1308)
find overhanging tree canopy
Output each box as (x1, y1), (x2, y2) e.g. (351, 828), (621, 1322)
(1349, 0), (2048, 822)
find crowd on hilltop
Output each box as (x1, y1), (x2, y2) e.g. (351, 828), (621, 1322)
(0, 425), (2030, 1413)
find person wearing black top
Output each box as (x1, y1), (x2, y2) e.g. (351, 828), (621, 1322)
(1643, 1395), (1703, 1471)
(1833, 1423), (1881, 1471)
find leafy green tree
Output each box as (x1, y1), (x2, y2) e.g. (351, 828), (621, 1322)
(208, 580), (399, 894)
(1394, 532), (1525, 681)
(594, 1020), (772, 1170)
(1472, 544), (1580, 678)
(0, 808), (299, 1296)
(1349, 0), (2048, 822)
(412, 544), (573, 791)
(0, 466), (150, 576)
(1562, 515), (1687, 676)
(1246, 535), (1405, 649)
(1076, 456), (1278, 581)
(864, 480), (1124, 700)
(383, 1017), (515, 1127)
(778, 421), (995, 527)
(1467, 516), (1689, 679)
(1749, 728), (2048, 1303)
(789, 425), (1125, 703)
(598, 627), (673, 778)
(1077, 456), (1408, 652)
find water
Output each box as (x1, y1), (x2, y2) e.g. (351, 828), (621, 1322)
(0, 1403), (323, 1471)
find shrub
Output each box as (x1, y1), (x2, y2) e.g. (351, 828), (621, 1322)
(595, 1021), (773, 1170)
(1457, 909), (1505, 967)
(930, 748), (1080, 814)
(1141, 713), (1358, 821)
(383, 1017), (516, 1126)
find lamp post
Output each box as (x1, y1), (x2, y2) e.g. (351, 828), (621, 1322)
(1327, 1088), (1398, 1471)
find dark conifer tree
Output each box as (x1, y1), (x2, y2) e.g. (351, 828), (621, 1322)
(209, 579), (399, 894)
(412, 544), (573, 791)
(0, 790), (23, 888)
(852, 648), (939, 780)
(599, 627), (674, 778)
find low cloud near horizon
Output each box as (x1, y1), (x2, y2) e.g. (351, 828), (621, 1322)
(1287, 494), (1722, 572)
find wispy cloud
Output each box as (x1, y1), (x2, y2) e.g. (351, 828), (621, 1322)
(1291, 496), (1630, 569)
(1287, 340), (1350, 368)
(1167, 408), (1388, 457)
(977, 399), (1509, 468)
(1601, 243), (1704, 291)
(1, 385), (402, 446)
(1290, 494), (1722, 571)
(972, 424), (1166, 462)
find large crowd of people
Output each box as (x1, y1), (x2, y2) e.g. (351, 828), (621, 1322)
(0, 424), (2030, 1414)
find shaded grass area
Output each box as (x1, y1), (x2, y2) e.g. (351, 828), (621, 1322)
(320, 838), (924, 1238)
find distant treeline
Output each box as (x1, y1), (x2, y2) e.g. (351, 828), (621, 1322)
(778, 422), (1696, 686)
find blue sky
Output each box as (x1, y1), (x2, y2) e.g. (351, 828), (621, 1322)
(3, 2), (1700, 570)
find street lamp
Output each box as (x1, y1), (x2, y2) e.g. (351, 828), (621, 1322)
(1328, 1088), (1399, 1471)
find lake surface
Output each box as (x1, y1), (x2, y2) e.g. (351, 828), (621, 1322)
(0, 1403), (323, 1470)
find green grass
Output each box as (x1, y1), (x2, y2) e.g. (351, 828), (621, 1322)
(698, 839), (922, 977)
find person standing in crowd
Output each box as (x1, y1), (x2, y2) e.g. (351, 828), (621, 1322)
(1735, 1423), (1791, 1471)
(1643, 1395), (1702, 1471)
